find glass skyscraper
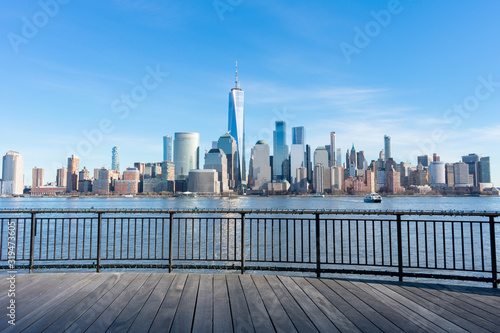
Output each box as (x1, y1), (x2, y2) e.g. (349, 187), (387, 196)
(174, 132), (200, 180)
(273, 121), (288, 180)
(292, 126), (305, 145)
(228, 62), (245, 184)
(163, 135), (172, 162)
(384, 135), (391, 162)
(111, 146), (120, 172)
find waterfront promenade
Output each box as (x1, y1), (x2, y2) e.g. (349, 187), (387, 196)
(2, 272), (500, 332)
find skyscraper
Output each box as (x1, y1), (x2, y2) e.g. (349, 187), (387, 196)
(250, 140), (271, 190)
(292, 126), (305, 145)
(330, 132), (336, 167)
(57, 167), (67, 187)
(67, 155), (79, 192)
(32, 167), (44, 188)
(336, 148), (342, 167)
(174, 132), (200, 180)
(290, 126), (305, 184)
(384, 135), (391, 162)
(273, 121), (288, 180)
(163, 135), (172, 162)
(1, 151), (24, 195)
(218, 133), (237, 188)
(111, 146), (120, 172)
(228, 62), (246, 184)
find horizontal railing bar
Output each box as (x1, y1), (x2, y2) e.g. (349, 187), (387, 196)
(0, 208), (498, 217)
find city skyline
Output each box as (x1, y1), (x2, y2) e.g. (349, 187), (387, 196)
(1, 1), (499, 185)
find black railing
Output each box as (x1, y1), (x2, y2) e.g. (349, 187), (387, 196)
(0, 209), (498, 287)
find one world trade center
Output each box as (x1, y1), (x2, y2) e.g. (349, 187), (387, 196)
(228, 62), (245, 186)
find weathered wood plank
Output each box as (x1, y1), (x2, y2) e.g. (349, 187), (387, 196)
(127, 273), (175, 332)
(306, 278), (383, 333)
(383, 282), (496, 333)
(265, 275), (318, 333)
(226, 274), (254, 333)
(322, 279), (404, 332)
(106, 273), (163, 332)
(192, 274), (214, 333)
(44, 273), (132, 332)
(368, 282), (468, 333)
(239, 275), (275, 333)
(278, 276), (339, 333)
(213, 274), (233, 333)
(252, 275), (297, 333)
(86, 273), (150, 332)
(170, 274), (201, 332)
(292, 277), (361, 333)
(148, 273), (188, 332)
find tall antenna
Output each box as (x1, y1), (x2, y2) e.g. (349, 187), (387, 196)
(235, 61), (238, 88)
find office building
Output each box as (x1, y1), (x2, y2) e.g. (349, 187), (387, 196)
(78, 167), (92, 193)
(174, 132), (200, 180)
(1, 151), (23, 195)
(462, 153), (481, 186)
(250, 140), (272, 190)
(32, 167), (44, 188)
(218, 133), (237, 188)
(228, 62), (246, 184)
(417, 155), (432, 168)
(313, 164), (324, 194)
(305, 144), (312, 183)
(66, 155), (79, 192)
(273, 121), (288, 180)
(296, 167), (308, 194)
(292, 126), (305, 145)
(56, 167), (67, 187)
(163, 135), (173, 162)
(336, 148), (342, 167)
(479, 156), (491, 183)
(93, 168), (111, 194)
(188, 169), (220, 194)
(313, 146), (329, 168)
(204, 148), (229, 193)
(114, 168), (140, 194)
(429, 161), (446, 187)
(445, 164), (454, 187)
(330, 132), (336, 166)
(384, 135), (391, 162)
(454, 162), (470, 187)
(111, 146), (120, 172)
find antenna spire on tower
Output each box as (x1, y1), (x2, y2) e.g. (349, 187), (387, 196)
(235, 61), (238, 88)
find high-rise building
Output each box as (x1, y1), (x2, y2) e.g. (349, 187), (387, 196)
(174, 132), (200, 181)
(228, 62), (246, 184)
(445, 163), (454, 187)
(384, 135), (391, 162)
(66, 155), (79, 192)
(330, 132), (336, 166)
(313, 146), (329, 168)
(462, 153), (481, 186)
(32, 167), (44, 188)
(218, 133), (237, 188)
(1, 151), (24, 195)
(313, 164), (324, 194)
(417, 155), (431, 167)
(357, 151), (366, 170)
(111, 146), (120, 172)
(56, 167), (67, 187)
(429, 161), (446, 187)
(78, 167), (92, 193)
(336, 148), (342, 167)
(273, 121), (288, 180)
(305, 144), (312, 183)
(292, 126), (305, 145)
(349, 144), (357, 169)
(250, 140), (271, 190)
(204, 148), (229, 193)
(454, 162), (470, 187)
(163, 135), (172, 162)
(479, 156), (491, 183)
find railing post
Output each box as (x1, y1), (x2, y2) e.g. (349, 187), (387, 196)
(397, 214), (403, 282)
(241, 213), (245, 274)
(169, 213), (174, 273)
(490, 216), (498, 288)
(29, 213), (36, 273)
(96, 213), (102, 273)
(316, 213), (321, 278)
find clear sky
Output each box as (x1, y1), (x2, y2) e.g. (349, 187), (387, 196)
(1, 0), (499, 186)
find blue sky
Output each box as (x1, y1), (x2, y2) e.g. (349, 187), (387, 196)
(1, 0), (499, 185)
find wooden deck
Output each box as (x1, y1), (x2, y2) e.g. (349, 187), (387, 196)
(1, 273), (500, 332)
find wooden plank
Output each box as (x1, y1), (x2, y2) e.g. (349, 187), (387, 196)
(127, 273), (175, 332)
(226, 274), (254, 333)
(292, 277), (361, 332)
(252, 275), (297, 333)
(18, 273), (116, 333)
(428, 283), (500, 312)
(49, 273), (137, 332)
(368, 282), (468, 333)
(106, 273), (163, 332)
(192, 274), (213, 333)
(86, 273), (150, 332)
(345, 280), (448, 333)
(0, 273), (98, 332)
(278, 276), (339, 333)
(383, 282), (496, 333)
(265, 275), (318, 333)
(148, 273), (188, 332)
(170, 274), (201, 332)
(403, 282), (500, 329)
(322, 279), (405, 332)
(306, 278), (382, 333)
(239, 275), (274, 333)
(213, 274), (233, 333)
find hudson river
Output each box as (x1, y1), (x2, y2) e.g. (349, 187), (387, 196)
(1, 196), (499, 211)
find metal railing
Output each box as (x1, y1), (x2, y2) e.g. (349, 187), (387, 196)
(1, 209), (498, 287)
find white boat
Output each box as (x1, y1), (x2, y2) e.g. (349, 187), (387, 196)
(123, 194), (134, 198)
(313, 194), (325, 197)
(364, 193), (382, 203)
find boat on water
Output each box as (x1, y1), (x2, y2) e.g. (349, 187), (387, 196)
(364, 193), (382, 203)
(123, 194), (134, 198)
(313, 194), (325, 198)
